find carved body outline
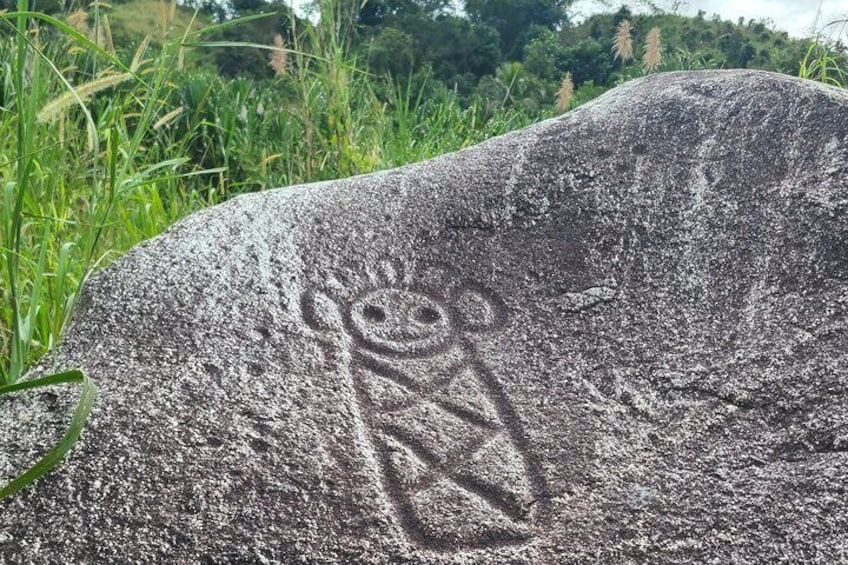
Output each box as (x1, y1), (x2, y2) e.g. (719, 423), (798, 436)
(300, 260), (550, 551)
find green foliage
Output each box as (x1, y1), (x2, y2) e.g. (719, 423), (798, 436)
(107, 0), (208, 44)
(359, 11), (502, 95)
(464, 0), (573, 58)
(366, 27), (416, 77)
(562, 9), (824, 81)
(202, 4), (302, 77)
(476, 61), (550, 112)
(146, 0), (841, 116)
(0, 2), (107, 505)
(798, 21), (848, 87)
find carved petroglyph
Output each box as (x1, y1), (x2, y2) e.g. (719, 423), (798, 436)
(301, 260), (548, 550)
(558, 280), (618, 313)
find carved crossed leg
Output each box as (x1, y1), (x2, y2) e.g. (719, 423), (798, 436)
(352, 341), (539, 550)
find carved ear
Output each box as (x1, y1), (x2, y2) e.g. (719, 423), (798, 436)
(451, 282), (507, 332)
(300, 290), (344, 333)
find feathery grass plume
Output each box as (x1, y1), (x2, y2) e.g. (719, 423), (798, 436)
(643, 27), (662, 72)
(66, 9), (89, 36)
(269, 34), (288, 77)
(37, 72), (133, 124)
(555, 72), (574, 113)
(612, 20), (634, 62)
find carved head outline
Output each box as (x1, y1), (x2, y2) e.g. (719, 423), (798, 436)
(301, 259), (506, 358)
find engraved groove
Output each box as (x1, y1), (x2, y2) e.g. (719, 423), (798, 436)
(463, 339), (552, 525)
(300, 262), (548, 551)
(354, 352), (426, 396)
(383, 424), (530, 524)
(300, 290), (328, 332)
(451, 471), (531, 523)
(380, 428), (532, 547)
(431, 399), (500, 431)
(373, 436), (529, 551)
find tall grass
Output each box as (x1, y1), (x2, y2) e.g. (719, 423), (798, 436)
(799, 40), (847, 86)
(0, 7), (207, 385)
(798, 14), (848, 86)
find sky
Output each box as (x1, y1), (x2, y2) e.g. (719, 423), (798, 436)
(570, 0), (848, 39)
(287, 0), (848, 40)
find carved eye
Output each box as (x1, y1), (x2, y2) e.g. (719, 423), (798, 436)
(363, 304), (386, 323)
(414, 306), (441, 324)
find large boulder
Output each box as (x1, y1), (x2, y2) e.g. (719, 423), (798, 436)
(2, 70), (848, 563)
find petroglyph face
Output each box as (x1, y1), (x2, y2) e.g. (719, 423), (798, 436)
(347, 288), (453, 355)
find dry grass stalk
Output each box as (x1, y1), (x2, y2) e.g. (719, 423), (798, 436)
(101, 15), (115, 54)
(92, 16), (114, 54)
(612, 20), (634, 62)
(555, 72), (574, 113)
(159, 0), (177, 36)
(269, 34), (288, 77)
(37, 72), (133, 124)
(643, 27), (662, 72)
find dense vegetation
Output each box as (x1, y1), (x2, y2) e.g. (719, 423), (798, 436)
(0, 0), (845, 498)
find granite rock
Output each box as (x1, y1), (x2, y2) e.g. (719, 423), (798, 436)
(2, 70), (848, 563)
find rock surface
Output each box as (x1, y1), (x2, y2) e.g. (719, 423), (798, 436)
(2, 70), (848, 563)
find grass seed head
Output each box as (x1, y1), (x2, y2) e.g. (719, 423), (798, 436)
(555, 72), (574, 113)
(270, 34), (288, 77)
(37, 72), (133, 124)
(66, 9), (89, 37)
(643, 27), (662, 72)
(613, 20), (634, 62)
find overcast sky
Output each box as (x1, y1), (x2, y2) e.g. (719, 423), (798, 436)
(288, 0), (847, 39)
(570, 0), (848, 39)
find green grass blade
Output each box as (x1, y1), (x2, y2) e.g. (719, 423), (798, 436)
(183, 40), (341, 70)
(184, 12), (275, 37)
(0, 370), (98, 500)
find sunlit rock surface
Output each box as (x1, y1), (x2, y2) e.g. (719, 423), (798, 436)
(2, 70), (848, 563)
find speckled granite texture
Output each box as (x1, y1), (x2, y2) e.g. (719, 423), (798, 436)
(2, 70), (848, 563)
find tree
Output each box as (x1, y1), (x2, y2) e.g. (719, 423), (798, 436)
(367, 27), (417, 76)
(561, 38), (614, 86)
(523, 28), (566, 82)
(463, 0), (573, 59)
(203, 0), (306, 77)
(477, 61), (548, 110)
(358, 0), (452, 28)
(418, 15), (502, 81)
